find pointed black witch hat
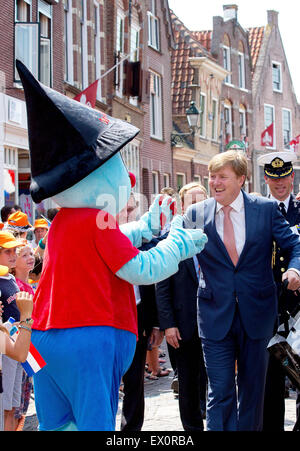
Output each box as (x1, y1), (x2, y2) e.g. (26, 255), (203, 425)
(16, 60), (140, 204)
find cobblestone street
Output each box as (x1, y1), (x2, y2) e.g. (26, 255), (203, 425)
(24, 340), (297, 432)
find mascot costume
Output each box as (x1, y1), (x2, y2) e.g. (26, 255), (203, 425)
(16, 60), (207, 431)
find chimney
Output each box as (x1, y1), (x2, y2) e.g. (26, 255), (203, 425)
(223, 4), (238, 21)
(267, 10), (279, 27)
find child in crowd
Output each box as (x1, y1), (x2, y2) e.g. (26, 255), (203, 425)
(12, 243), (35, 431)
(0, 231), (25, 430)
(0, 288), (34, 432)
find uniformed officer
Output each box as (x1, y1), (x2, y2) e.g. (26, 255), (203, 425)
(258, 151), (300, 431)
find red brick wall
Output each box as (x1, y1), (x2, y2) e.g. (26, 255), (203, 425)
(0, 1), (64, 100)
(211, 14), (254, 160)
(140, 0), (173, 200)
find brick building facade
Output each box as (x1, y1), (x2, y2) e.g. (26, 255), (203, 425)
(0, 0), (64, 219)
(1, 1), (299, 217)
(249, 10), (300, 194)
(139, 0), (174, 205)
(209, 5), (254, 190)
(171, 11), (228, 193)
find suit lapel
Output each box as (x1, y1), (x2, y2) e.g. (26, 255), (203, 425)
(185, 258), (199, 284)
(287, 195), (300, 226)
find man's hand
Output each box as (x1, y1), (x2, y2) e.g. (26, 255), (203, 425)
(282, 269), (300, 291)
(165, 327), (182, 349)
(149, 328), (164, 348)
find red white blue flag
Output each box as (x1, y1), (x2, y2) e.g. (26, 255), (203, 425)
(21, 343), (47, 377)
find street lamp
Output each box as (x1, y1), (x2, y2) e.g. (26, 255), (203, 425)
(171, 101), (200, 147)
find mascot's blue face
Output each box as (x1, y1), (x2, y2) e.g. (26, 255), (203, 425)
(52, 153), (132, 216)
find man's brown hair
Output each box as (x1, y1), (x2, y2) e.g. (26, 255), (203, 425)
(208, 150), (248, 178)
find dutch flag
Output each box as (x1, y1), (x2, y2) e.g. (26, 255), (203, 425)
(22, 343), (47, 377)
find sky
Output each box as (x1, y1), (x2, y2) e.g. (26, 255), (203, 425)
(168, 0), (300, 102)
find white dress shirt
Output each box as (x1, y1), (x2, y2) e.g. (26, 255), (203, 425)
(269, 194), (290, 212)
(215, 190), (245, 258)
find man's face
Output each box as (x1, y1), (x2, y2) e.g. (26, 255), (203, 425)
(0, 248), (17, 269)
(181, 188), (207, 213)
(264, 173), (294, 201)
(209, 165), (245, 206)
(34, 227), (48, 242)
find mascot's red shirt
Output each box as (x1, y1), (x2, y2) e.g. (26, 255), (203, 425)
(32, 208), (139, 336)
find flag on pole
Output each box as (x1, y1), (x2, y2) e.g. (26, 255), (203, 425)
(21, 342), (47, 377)
(74, 79), (99, 108)
(4, 169), (15, 199)
(290, 134), (300, 154)
(261, 123), (274, 147)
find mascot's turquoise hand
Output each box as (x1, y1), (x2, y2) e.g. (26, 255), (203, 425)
(140, 195), (176, 237)
(117, 214), (208, 286)
(160, 195), (177, 232)
(168, 215), (208, 260)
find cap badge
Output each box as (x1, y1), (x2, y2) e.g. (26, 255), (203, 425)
(271, 158), (284, 169)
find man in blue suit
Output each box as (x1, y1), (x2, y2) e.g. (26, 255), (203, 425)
(258, 151), (300, 431)
(183, 150), (300, 431)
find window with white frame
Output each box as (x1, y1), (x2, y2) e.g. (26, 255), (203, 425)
(203, 176), (209, 195)
(223, 46), (231, 84)
(129, 19), (140, 106)
(15, 0), (31, 21)
(4, 148), (17, 168)
(80, 0), (88, 89)
(176, 173), (186, 191)
(238, 52), (245, 89)
(148, 0), (160, 51)
(199, 93), (206, 137)
(14, 0), (39, 81)
(224, 104), (232, 141)
(264, 104), (275, 148)
(212, 99), (218, 140)
(63, 0), (73, 84)
(283, 109), (292, 149)
(152, 171), (159, 194)
(239, 107), (247, 136)
(163, 173), (170, 188)
(194, 175), (201, 183)
(272, 62), (282, 92)
(38, 0), (52, 87)
(130, 23), (140, 63)
(150, 71), (163, 139)
(94, 1), (101, 100)
(115, 11), (125, 97)
(121, 141), (140, 194)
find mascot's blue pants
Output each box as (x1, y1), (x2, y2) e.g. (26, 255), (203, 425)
(32, 326), (136, 431)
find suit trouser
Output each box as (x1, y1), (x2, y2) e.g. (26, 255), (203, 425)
(201, 307), (270, 431)
(263, 352), (286, 431)
(175, 331), (207, 431)
(121, 335), (148, 431)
